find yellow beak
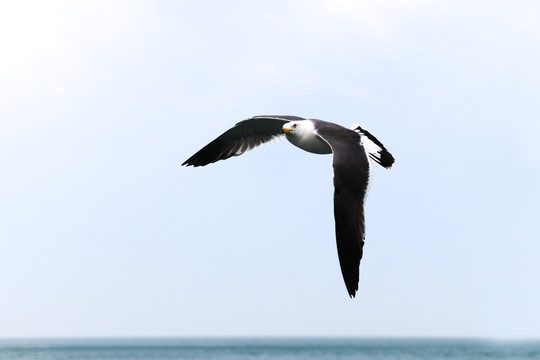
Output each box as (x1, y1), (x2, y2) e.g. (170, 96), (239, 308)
(281, 127), (291, 134)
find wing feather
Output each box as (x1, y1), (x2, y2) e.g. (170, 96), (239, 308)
(314, 122), (370, 297)
(182, 116), (304, 167)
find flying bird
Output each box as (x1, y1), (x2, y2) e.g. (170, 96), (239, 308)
(182, 115), (394, 297)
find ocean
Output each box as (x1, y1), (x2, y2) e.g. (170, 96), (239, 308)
(0, 337), (538, 360)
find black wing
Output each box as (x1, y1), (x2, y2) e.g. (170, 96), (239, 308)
(182, 116), (304, 167)
(315, 122), (370, 297)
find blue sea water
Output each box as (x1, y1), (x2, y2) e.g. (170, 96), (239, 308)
(0, 338), (539, 360)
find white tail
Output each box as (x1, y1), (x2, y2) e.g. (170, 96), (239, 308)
(351, 124), (395, 169)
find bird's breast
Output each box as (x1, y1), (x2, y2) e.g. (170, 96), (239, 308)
(285, 133), (332, 154)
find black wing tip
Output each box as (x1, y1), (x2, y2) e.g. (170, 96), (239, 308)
(345, 278), (359, 298)
(181, 155), (207, 167)
(341, 265), (360, 298)
(182, 156), (223, 167)
(182, 151), (220, 167)
(181, 160), (196, 167)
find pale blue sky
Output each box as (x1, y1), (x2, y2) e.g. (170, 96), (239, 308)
(1, 0), (539, 338)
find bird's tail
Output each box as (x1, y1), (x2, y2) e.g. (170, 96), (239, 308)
(351, 124), (395, 169)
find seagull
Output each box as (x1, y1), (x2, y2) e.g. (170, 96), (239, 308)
(182, 115), (394, 297)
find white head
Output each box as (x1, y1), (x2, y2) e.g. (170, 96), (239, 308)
(281, 120), (314, 137)
(280, 120), (332, 155)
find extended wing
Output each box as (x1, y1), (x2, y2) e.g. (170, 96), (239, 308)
(182, 116), (304, 167)
(314, 121), (370, 297)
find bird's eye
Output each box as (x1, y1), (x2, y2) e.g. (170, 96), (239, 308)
(292, 124), (297, 128)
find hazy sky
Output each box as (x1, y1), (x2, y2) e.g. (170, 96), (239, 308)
(1, 0), (539, 338)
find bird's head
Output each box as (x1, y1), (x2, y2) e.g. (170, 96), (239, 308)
(280, 121), (301, 134)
